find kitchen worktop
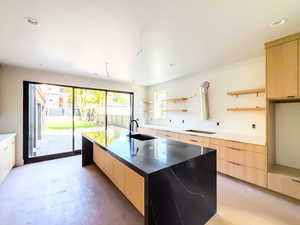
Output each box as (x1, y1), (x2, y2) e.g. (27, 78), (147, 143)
(140, 124), (265, 146)
(0, 133), (16, 143)
(83, 128), (214, 175)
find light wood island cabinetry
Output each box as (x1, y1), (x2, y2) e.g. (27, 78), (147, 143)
(93, 144), (144, 215)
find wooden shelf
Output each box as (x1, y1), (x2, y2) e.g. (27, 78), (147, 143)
(144, 110), (153, 113)
(227, 88), (265, 96)
(269, 164), (300, 178)
(144, 100), (153, 104)
(163, 97), (189, 102)
(163, 109), (188, 112)
(227, 107), (265, 112)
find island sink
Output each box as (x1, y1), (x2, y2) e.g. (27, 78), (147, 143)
(129, 133), (156, 141)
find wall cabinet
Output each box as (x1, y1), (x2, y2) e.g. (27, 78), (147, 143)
(0, 135), (15, 184)
(93, 144), (144, 215)
(265, 33), (300, 99)
(266, 40), (298, 98)
(138, 127), (267, 188)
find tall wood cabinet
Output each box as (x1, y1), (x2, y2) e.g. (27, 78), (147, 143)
(265, 32), (300, 201)
(266, 40), (298, 98)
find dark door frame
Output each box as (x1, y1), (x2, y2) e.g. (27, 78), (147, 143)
(23, 81), (134, 164)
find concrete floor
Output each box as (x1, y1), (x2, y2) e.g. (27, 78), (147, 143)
(0, 156), (299, 225)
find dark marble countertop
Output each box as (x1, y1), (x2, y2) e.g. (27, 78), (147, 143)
(83, 128), (215, 175)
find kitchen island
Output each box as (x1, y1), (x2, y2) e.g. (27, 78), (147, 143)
(82, 128), (216, 225)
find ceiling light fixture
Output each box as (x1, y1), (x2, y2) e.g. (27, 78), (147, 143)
(25, 17), (39, 25)
(270, 18), (287, 27)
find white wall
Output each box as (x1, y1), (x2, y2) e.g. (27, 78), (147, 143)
(0, 65), (146, 166)
(275, 103), (300, 170)
(146, 56), (266, 136)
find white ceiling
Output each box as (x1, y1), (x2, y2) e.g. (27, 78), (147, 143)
(0, 0), (300, 86)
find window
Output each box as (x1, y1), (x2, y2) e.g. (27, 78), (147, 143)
(154, 90), (166, 119)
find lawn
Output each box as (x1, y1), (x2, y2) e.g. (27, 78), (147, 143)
(46, 120), (97, 130)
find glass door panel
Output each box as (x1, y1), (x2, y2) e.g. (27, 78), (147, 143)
(74, 88), (106, 150)
(107, 92), (132, 130)
(28, 84), (73, 158)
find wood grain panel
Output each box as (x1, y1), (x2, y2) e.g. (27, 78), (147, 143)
(93, 144), (145, 215)
(245, 151), (266, 171)
(266, 40), (298, 98)
(268, 173), (300, 200)
(245, 167), (267, 188)
(124, 166), (145, 215)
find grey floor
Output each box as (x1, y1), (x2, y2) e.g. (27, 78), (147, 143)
(0, 156), (143, 225)
(0, 156), (299, 225)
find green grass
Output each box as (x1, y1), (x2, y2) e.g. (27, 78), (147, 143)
(46, 120), (97, 130)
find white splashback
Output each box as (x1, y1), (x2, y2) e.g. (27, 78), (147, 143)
(146, 56), (266, 136)
(275, 102), (300, 170)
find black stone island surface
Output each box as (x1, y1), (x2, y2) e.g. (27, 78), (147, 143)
(82, 127), (217, 225)
(83, 127), (214, 176)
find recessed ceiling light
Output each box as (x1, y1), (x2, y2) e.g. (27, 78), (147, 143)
(270, 18), (287, 27)
(25, 17), (39, 25)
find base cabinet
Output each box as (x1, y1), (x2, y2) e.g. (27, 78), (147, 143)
(93, 144), (144, 215)
(139, 127), (267, 188)
(0, 135), (15, 184)
(268, 172), (300, 200)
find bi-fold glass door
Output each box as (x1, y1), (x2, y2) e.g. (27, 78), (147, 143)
(23, 81), (133, 163)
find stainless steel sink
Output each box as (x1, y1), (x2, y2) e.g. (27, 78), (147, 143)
(184, 129), (216, 135)
(129, 134), (156, 141)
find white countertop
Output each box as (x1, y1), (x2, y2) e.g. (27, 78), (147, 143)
(0, 133), (16, 143)
(140, 124), (266, 146)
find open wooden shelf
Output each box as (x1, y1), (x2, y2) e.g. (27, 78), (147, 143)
(269, 164), (300, 178)
(227, 88), (265, 96)
(144, 100), (153, 104)
(163, 109), (188, 112)
(227, 107), (265, 112)
(163, 97), (189, 102)
(144, 110), (153, 113)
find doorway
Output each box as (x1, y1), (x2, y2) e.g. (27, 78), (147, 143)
(23, 81), (133, 163)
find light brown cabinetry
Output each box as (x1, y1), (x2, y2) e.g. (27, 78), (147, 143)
(0, 135), (15, 184)
(266, 40), (298, 98)
(268, 172), (300, 200)
(138, 127), (267, 187)
(93, 144), (144, 215)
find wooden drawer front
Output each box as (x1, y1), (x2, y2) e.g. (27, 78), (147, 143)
(138, 128), (156, 136)
(222, 140), (246, 149)
(220, 146), (246, 165)
(268, 173), (300, 200)
(244, 144), (266, 154)
(220, 160), (245, 180)
(156, 130), (179, 140)
(180, 134), (209, 146)
(245, 151), (266, 171)
(219, 160), (267, 187)
(245, 167), (267, 187)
